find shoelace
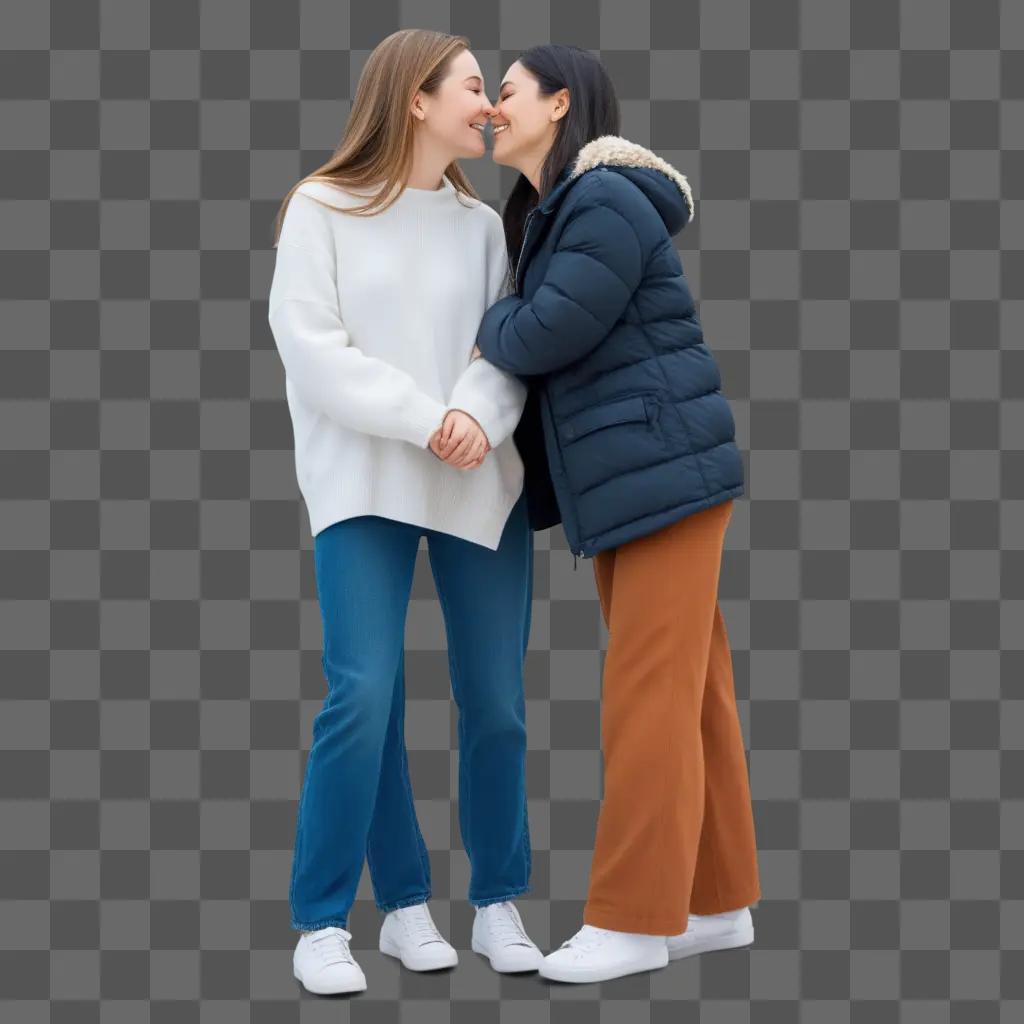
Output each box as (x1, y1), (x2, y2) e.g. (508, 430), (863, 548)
(402, 905), (446, 946)
(310, 926), (355, 967)
(483, 902), (534, 947)
(560, 924), (606, 952)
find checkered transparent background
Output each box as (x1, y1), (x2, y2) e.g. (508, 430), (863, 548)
(2, 0), (1022, 1019)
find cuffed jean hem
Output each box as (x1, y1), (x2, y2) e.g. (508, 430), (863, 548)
(377, 890), (432, 914)
(290, 915), (349, 932)
(470, 883), (530, 909)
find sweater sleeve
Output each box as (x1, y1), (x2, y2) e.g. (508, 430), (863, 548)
(445, 211), (528, 448)
(267, 189), (449, 449)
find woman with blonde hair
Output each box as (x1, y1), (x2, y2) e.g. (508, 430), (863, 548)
(268, 30), (543, 994)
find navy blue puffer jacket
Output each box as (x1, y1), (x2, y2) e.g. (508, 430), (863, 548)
(475, 135), (745, 563)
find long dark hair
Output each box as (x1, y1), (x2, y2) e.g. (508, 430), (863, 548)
(502, 45), (620, 284)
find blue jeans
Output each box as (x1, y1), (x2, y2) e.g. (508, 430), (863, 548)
(289, 491), (533, 931)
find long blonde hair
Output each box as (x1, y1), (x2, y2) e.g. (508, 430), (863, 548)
(271, 29), (481, 244)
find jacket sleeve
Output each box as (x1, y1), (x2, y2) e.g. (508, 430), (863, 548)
(474, 177), (645, 377)
(445, 211), (528, 447)
(267, 190), (449, 449)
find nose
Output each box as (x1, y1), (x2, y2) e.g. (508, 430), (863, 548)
(481, 99), (499, 117)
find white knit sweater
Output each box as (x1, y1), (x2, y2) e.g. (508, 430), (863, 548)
(267, 175), (527, 550)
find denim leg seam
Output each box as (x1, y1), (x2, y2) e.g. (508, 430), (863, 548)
(367, 803), (430, 915)
(365, 826), (383, 909)
(364, 722), (384, 910)
(523, 799), (531, 881)
(396, 648), (432, 886)
(288, 708), (316, 928)
(401, 728), (432, 882)
(521, 529), (533, 888)
(367, 661), (432, 912)
(432, 572), (474, 894)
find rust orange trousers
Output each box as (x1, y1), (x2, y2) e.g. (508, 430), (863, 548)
(583, 498), (762, 935)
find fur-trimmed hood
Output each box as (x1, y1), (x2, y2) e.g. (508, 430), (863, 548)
(566, 135), (695, 236)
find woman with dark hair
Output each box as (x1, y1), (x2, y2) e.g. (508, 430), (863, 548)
(466, 44), (763, 983)
(268, 30), (544, 994)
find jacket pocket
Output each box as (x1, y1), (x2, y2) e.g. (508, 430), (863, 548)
(558, 395), (650, 444)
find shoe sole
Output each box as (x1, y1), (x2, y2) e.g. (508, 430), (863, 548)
(379, 934), (458, 971)
(667, 925), (754, 961)
(471, 936), (542, 973)
(538, 950), (669, 984)
(292, 963), (367, 995)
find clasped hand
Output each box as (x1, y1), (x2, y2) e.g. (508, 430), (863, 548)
(428, 408), (490, 469)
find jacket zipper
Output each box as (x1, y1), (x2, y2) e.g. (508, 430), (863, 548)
(517, 205), (583, 571)
(514, 208), (538, 294)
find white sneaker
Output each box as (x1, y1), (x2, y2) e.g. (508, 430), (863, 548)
(471, 901), (544, 972)
(378, 902), (458, 971)
(292, 926), (367, 994)
(539, 923), (669, 983)
(666, 906), (754, 961)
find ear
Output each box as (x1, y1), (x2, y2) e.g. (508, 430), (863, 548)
(552, 87), (570, 122)
(410, 91), (427, 122)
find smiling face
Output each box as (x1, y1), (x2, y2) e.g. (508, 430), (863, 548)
(488, 60), (569, 171)
(410, 47), (494, 160)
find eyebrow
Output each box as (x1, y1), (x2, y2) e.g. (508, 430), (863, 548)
(499, 80), (514, 90)
(464, 75), (482, 83)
